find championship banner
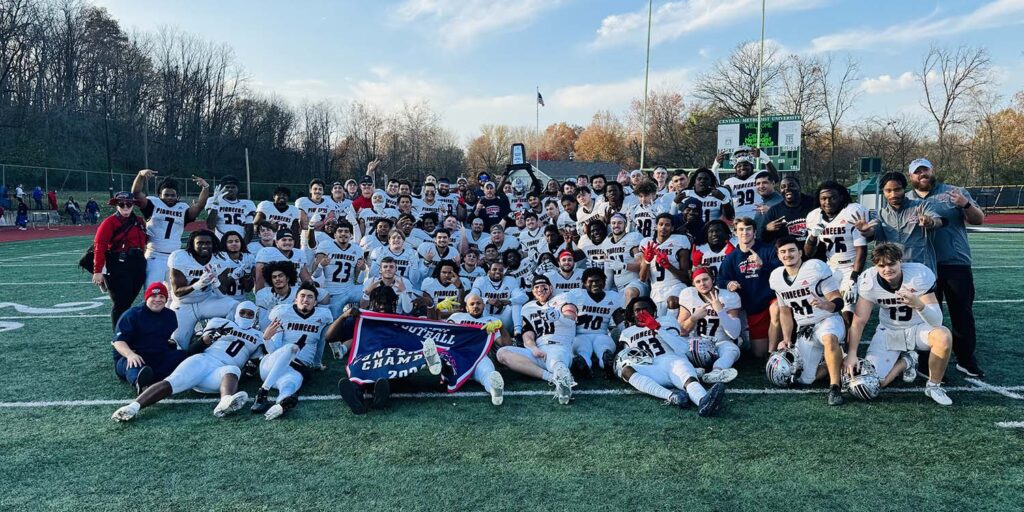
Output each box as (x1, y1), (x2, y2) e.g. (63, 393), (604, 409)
(347, 311), (495, 392)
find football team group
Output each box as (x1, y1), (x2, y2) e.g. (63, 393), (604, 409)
(90, 147), (984, 422)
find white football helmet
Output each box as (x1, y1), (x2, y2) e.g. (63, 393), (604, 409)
(614, 347), (654, 378)
(513, 177), (526, 194)
(842, 358), (881, 401)
(765, 348), (802, 388)
(686, 337), (717, 370)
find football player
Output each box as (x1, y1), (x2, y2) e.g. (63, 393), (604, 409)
(131, 170), (211, 286)
(690, 220), (736, 280)
(211, 231), (255, 302)
(205, 175), (255, 241)
(804, 181), (868, 324)
(627, 180), (665, 238)
(253, 186), (301, 233)
(676, 267), (742, 383)
(448, 293), (508, 405)
(722, 153), (768, 220)
(311, 220), (366, 317)
(358, 191), (399, 236)
(247, 220), (277, 255)
(545, 250), (584, 295)
(253, 229), (312, 290)
(167, 230), (239, 349)
(615, 297), (727, 416)
(368, 229), (423, 285)
(417, 228), (460, 270)
(502, 249), (535, 289)
(577, 219), (609, 269)
(517, 211), (545, 260)
(471, 260), (528, 337)
(111, 301), (263, 422)
(600, 213), (647, 305)
(639, 213), (692, 316)
(560, 268), (623, 378)
(845, 243), (954, 405)
(296, 179), (336, 229)
(421, 259), (465, 320)
(255, 261), (298, 330)
(496, 276), (577, 405)
(769, 236), (846, 406)
(681, 168), (732, 222)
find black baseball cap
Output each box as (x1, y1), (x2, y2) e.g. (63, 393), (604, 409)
(532, 275), (552, 287)
(359, 176), (374, 185)
(276, 229), (294, 241)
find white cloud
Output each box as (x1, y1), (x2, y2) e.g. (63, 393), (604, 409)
(810, 0), (1024, 52)
(349, 67), (448, 108)
(395, 0), (564, 48)
(859, 71), (916, 94)
(592, 0), (823, 48)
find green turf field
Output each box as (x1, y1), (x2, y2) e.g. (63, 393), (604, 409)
(1, 232), (1022, 511)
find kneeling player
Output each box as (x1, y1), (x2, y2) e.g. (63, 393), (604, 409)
(845, 243), (953, 405)
(251, 283), (335, 420)
(676, 267), (741, 383)
(616, 297), (726, 417)
(496, 276), (576, 405)
(769, 236), (846, 406)
(111, 302), (263, 421)
(449, 293), (508, 405)
(561, 268), (623, 379)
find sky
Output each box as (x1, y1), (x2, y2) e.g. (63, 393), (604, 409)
(92, 0), (1024, 142)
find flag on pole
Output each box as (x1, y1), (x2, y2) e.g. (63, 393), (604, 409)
(537, 91), (545, 107)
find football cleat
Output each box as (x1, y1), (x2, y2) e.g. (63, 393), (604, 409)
(697, 383), (726, 417)
(602, 351), (616, 380)
(901, 352), (919, 383)
(264, 394), (298, 420)
(250, 388), (270, 414)
(571, 355), (592, 380)
(665, 390), (688, 409)
(337, 378), (367, 415)
(827, 385), (845, 406)
(420, 337), (442, 375)
(133, 366), (154, 396)
(372, 379), (391, 410)
(553, 365), (574, 405)
(701, 368), (738, 384)
(488, 371), (505, 406)
(111, 402), (140, 422)
(213, 391), (248, 418)
(955, 363), (985, 379)
(925, 382), (953, 406)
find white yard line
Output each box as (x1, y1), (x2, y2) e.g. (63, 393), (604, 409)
(966, 378), (1024, 400)
(0, 314), (108, 320)
(0, 250), (82, 263)
(0, 263), (81, 267)
(1, 385), (1022, 409)
(0, 281), (92, 285)
(995, 421), (1024, 429)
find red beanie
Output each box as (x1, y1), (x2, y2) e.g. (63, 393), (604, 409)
(691, 266), (709, 281)
(145, 282), (168, 300)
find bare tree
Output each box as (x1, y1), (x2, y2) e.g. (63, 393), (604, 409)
(918, 45), (992, 169)
(779, 54), (825, 142)
(816, 54), (860, 178)
(693, 41), (784, 118)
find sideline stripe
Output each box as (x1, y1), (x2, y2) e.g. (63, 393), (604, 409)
(966, 378), (1024, 400)
(2, 385), (1022, 409)
(995, 421), (1024, 429)
(0, 264), (81, 267)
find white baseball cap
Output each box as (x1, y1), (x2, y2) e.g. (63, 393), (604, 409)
(908, 158), (932, 173)
(630, 169), (644, 178)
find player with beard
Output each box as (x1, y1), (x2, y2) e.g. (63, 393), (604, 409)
(545, 250), (584, 295)
(487, 223), (521, 254)
(447, 294), (508, 405)
(561, 268), (623, 379)
(577, 219), (610, 270)
(254, 186), (301, 234)
(132, 171), (211, 286)
(770, 236), (847, 406)
(615, 297), (727, 416)
(211, 231), (255, 302)
(762, 175), (816, 244)
(436, 178), (460, 217)
(310, 220), (366, 317)
(471, 260), (528, 338)
(680, 168), (732, 222)
(497, 276), (577, 405)
(255, 261), (299, 330)
(254, 229), (313, 290)
(111, 302), (262, 422)
(459, 217), (491, 253)
(421, 259), (466, 320)
(360, 218), (393, 256)
(418, 182), (448, 219)
(639, 214), (692, 316)
(296, 179), (336, 229)
(690, 220), (736, 281)
(804, 181), (868, 324)
(907, 158), (985, 378)
(167, 230), (239, 349)
(417, 228), (460, 271)
(677, 267), (742, 384)
(503, 249), (535, 289)
(600, 213), (647, 305)
(205, 175), (255, 241)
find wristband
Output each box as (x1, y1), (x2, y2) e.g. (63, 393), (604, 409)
(830, 297), (845, 313)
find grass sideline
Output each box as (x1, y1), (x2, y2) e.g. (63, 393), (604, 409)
(0, 232), (1022, 510)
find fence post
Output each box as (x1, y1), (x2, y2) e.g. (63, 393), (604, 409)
(85, 171), (89, 194)
(45, 168), (48, 191)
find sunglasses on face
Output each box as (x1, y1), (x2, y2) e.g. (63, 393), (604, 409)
(117, 202), (133, 208)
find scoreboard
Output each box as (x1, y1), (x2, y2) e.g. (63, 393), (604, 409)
(717, 115), (802, 171)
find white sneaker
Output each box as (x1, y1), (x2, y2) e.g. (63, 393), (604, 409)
(111, 402), (140, 422)
(264, 403), (285, 420)
(488, 371), (505, 406)
(553, 365), (574, 405)
(925, 382), (953, 406)
(901, 352), (918, 383)
(421, 338), (442, 375)
(702, 368), (738, 384)
(213, 391), (248, 418)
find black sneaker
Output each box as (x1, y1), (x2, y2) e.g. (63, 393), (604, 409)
(250, 388), (270, 414)
(134, 366), (154, 396)
(570, 355), (592, 380)
(697, 383), (726, 417)
(955, 363), (985, 379)
(602, 351), (617, 380)
(371, 379), (391, 410)
(827, 385), (844, 406)
(337, 378), (367, 415)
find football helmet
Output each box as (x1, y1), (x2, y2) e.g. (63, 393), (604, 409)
(842, 358), (881, 401)
(614, 347), (654, 378)
(687, 336), (718, 370)
(765, 348), (802, 387)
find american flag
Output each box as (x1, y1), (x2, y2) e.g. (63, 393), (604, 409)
(537, 91), (544, 107)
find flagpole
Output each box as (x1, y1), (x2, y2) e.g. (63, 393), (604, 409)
(639, 0), (653, 171)
(756, 0), (765, 149)
(535, 86), (540, 170)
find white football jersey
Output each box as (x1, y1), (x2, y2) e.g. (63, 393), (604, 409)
(600, 231), (644, 290)
(247, 240), (274, 256)
(255, 246), (309, 275)
(256, 201), (300, 230)
(145, 197), (190, 254)
(690, 240), (737, 279)
(448, 312), (497, 328)
(266, 304), (333, 366)
(643, 234), (692, 294)
(420, 277), (461, 306)
(678, 287), (742, 342)
(436, 194), (460, 217)
(417, 198), (448, 219)
(618, 324), (674, 359)
(857, 263), (936, 330)
(201, 318), (264, 367)
(255, 285), (297, 328)
(577, 237), (608, 269)
(627, 201), (666, 239)
(462, 232), (491, 252)
(167, 250), (212, 305)
(561, 289), (621, 334)
(416, 243), (459, 268)
(459, 264), (486, 290)
(545, 268), (584, 295)
(358, 207), (399, 234)
(520, 300), (576, 346)
(368, 245), (422, 284)
(208, 198), (256, 239)
(723, 174), (761, 220)
(575, 203), (608, 235)
(505, 262), (536, 289)
(315, 241), (362, 293)
(210, 252), (255, 299)
(683, 189), (731, 222)
(806, 203), (868, 270)
(470, 276), (525, 316)
(769, 260), (840, 327)
(295, 197), (336, 223)
(517, 227), (545, 259)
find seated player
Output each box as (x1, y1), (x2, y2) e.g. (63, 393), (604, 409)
(111, 283), (188, 394)
(255, 261), (298, 329)
(448, 293), (508, 405)
(211, 231), (255, 302)
(471, 260), (528, 338)
(600, 212), (646, 305)
(845, 243), (954, 405)
(111, 302), (263, 422)
(496, 276), (577, 405)
(639, 213), (692, 316)
(615, 297), (726, 417)
(361, 256), (418, 315)
(421, 259), (465, 320)
(676, 267), (741, 384)
(310, 220), (365, 317)
(769, 236), (847, 406)
(559, 268), (623, 379)
(167, 230), (239, 349)
(251, 283), (336, 420)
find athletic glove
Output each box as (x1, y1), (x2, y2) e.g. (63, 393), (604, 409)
(230, 265), (248, 280)
(482, 319), (503, 334)
(641, 241), (658, 263)
(436, 297), (460, 313)
(605, 259), (624, 272)
(655, 250), (671, 269)
(635, 310), (661, 331)
(208, 185), (223, 207)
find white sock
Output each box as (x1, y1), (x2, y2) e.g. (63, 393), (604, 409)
(628, 374), (673, 400)
(542, 370), (554, 383)
(685, 381), (707, 404)
(128, 401), (141, 410)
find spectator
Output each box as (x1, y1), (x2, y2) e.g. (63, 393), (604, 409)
(762, 175), (815, 244)
(47, 189), (58, 210)
(92, 191), (148, 328)
(111, 282), (187, 394)
(853, 171), (941, 272)
(15, 198), (28, 230)
(32, 186), (43, 209)
(0, 183), (8, 209)
(907, 158), (986, 378)
(352, 176), (374, 212)
(716, 217), (782, 358)
(753, 171), (783, 238)
(15, 183), (25, 202)
(85, 198), (100, 224)
(65, 196), (81, 225)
